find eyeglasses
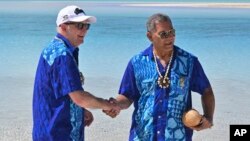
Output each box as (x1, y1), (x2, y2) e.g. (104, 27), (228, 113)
(158, 29), (175, 39)
(65, 22), (90, 30)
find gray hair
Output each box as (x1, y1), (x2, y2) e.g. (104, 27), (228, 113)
(146, 13), (173, 33)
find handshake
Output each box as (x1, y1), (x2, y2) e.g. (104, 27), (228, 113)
(103, 97), (121, 118)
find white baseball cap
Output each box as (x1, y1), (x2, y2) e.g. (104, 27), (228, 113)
(56, 5), (97, 26)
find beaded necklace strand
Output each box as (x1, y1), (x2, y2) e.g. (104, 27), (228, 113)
(153, 50), (174, 88)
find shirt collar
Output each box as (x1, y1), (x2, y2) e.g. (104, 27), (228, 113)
(56, 33), (78, 53)
(142, 44), (154, 59)
(142, 44), (177, 60)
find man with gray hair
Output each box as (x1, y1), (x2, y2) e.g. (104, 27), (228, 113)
(33, 5), (120, 141)
(104, 13), (215, 140)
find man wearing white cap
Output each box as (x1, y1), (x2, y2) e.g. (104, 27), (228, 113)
(32, 5), (120, 141)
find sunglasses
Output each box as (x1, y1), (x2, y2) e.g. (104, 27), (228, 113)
(158, 29), (175, 39)
(65, 22), (90, 30)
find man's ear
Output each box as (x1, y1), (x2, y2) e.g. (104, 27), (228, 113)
(60, 24), (67, 31)
(147, 32), (153, 42)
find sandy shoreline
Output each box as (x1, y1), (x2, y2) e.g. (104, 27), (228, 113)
(120, 2), (250, 8)
(1, 76), (250, 141)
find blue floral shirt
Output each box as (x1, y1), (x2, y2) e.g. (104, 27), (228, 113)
(119, 44), (210, 141)
(33, 33), (84, 141)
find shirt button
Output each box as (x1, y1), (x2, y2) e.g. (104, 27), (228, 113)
(157, 131), (161, 134)
(160, 100), (163, 103)
(158, 116), (161, 119)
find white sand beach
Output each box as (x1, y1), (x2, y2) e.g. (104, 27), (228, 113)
(1, 76), (250, 141)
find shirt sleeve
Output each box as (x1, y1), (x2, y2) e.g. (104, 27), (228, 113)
(51, 53), (83, 99)
(118, 61), (140, 101)
(190, 58), (211, 95)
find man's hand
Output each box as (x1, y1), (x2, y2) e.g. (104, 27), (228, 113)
(103, 97), (121, 118)
(190, 116), (213, 131)
(84, 109), (94, 127)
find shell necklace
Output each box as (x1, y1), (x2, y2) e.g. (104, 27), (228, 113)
(153, 50), (174, 88)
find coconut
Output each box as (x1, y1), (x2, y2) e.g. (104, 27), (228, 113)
(182, 109), (202, 127)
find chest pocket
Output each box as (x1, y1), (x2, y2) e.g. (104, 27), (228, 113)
(170, 73), (189, 95)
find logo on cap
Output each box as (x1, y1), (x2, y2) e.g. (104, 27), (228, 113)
(74, 8), (85, 15)
(62, 15), (69, 21)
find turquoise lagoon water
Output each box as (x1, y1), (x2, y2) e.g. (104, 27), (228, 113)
(0, 1), (250, 81)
